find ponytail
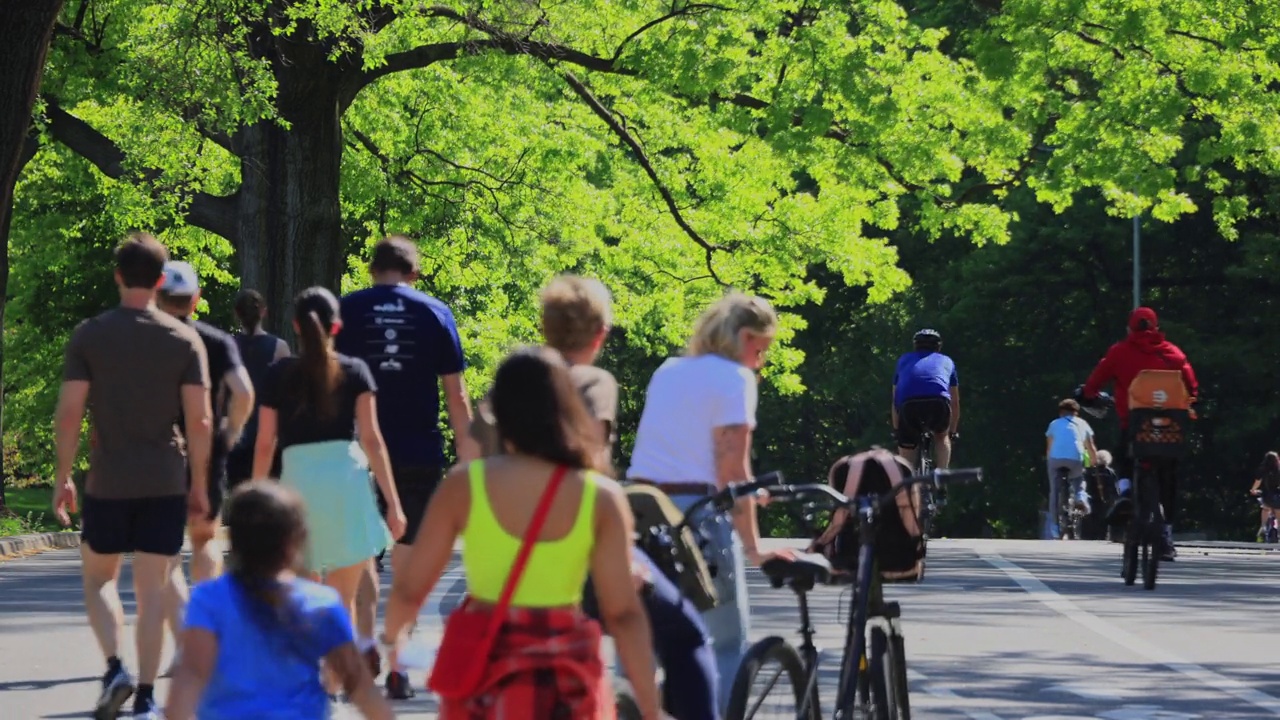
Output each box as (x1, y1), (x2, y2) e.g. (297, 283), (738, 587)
(234, 289), (267, 333)
(293, 310), (341, 420)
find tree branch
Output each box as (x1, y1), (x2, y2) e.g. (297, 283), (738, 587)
(562, 71), (725, 286)
(611, 3), (731, 62)
(43, 99), (239, 241)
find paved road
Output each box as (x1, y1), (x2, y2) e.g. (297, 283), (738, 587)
(1, 539), (1277, 719)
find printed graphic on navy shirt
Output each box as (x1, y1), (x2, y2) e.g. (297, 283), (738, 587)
(336, 284), (465, 466)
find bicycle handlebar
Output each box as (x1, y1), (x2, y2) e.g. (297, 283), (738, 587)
(761, 468), (982, 516)
(680, 467), (982, 525)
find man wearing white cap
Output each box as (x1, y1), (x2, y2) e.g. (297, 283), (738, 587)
(156, 260), (255, 568)
(153, 261), (256, 676)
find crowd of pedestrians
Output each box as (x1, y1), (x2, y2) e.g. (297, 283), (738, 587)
(55, 231), (784, 720)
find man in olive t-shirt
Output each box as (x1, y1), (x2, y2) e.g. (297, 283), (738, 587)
(53, 234), (213, 720)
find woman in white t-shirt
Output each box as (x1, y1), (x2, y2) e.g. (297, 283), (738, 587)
(626, 291), (794, 711)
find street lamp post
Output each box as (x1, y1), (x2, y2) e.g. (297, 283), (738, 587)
(1132, 214), (1141, 309)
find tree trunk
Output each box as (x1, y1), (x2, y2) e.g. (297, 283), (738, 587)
(236, 25), (348, 346)
(0, 0), (66, 507)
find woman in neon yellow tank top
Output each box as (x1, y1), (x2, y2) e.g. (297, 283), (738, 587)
(384, 347), (665, 720)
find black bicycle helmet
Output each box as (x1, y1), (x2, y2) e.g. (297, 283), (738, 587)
(913, 328), (942, 346)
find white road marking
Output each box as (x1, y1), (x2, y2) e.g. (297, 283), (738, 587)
(981, 553), (1280, 717)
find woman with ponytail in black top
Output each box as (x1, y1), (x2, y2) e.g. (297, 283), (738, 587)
(165, 480), (393, 719)
(227, 289), (291, 490)
(251, 287), (407, 634)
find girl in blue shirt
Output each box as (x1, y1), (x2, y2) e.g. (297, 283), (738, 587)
(165, 481), (392, 719)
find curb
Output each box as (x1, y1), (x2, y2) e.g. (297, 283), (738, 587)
(0, 531), (81, 561)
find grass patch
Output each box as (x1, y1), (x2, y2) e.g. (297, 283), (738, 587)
(1, 485), (77, 536)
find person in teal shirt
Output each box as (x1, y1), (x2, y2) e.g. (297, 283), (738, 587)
(1045, 398), (1099, 539)
(164, 481), (392, 720)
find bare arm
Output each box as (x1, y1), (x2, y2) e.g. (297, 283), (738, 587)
(442, 372), (480, 463)
(714, 424), (763, 559)
(1085, 435), (1098, 465)
(949, 386), (960, 434)
(164, 627), (216, 719)
(1045, 436), (1053, 459)
(273, 337), (291, 361)
(221, 366), (255, 447)
(182, 384), (213, 499)
(252, 407), (277, 479)
(356, 392), (404, 537)
(328, 643), (393, 719)
(590, 481), (662, 720)
(54, 381), (89, 485)
(385, 467), (467, 647)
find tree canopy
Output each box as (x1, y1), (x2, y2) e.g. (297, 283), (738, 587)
(6, 0), (1280, 537)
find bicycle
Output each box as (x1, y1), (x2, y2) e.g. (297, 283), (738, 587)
(1054, 466), (1086, 540)
(894, 422), (950, 540)
(1121, 458), (1166, 590)
(693, 467), (982, 720)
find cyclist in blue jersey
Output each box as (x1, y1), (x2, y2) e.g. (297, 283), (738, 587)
(892, 329), (960, 470)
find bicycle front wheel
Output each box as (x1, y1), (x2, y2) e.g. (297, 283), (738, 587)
(726, 636), (818, 720)
(883, 631), (911, 719)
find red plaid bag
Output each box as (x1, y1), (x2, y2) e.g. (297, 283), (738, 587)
(428, 465), (568, 700)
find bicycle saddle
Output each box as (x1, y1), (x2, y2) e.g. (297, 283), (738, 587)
(760, 551), (833, 590)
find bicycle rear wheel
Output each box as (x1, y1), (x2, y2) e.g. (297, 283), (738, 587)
(1121, 527), (1138, 586)
(726, 636), (818, 720)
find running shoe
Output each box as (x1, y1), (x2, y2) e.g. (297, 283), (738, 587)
(93, 664), (135, 720)
(132, 695), (162, 720)
(385, 670), (416, 700)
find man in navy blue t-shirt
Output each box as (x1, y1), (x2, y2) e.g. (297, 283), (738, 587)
(892, 328), (960, 470)
(336, 235), (478, 697)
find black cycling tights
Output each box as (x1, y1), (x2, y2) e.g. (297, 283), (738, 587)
(1114, 436), (1179, 524)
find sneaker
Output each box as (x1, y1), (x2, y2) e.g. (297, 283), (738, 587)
(1074, 490), (1092, 514)
(364, 645), (382, 680)
(132, 696), (161, 720)
(385, 670), (416, 700)
(93, 664), (134, 720)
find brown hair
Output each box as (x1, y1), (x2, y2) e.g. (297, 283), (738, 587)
(290, 287), (342, 420)
(1059, 398), (1080, 414)
(491, 346), (608, 474)
(114, 233), (169, 289)
(540, 275), (612, 352)
(370, 236), (420, 276)
(235, 289), (267, 333)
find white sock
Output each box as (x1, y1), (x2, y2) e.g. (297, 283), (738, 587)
(357, 636), (376, 652)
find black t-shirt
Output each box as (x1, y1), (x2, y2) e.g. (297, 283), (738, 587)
(260, 354), (377, 451)
(232, 332), (285, 455)
(181, 319), (243, 472)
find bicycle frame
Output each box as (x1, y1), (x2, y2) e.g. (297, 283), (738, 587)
(833, 494), (895, 718)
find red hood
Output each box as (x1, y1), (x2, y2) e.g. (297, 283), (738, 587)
(1125, 329), (1188, 366)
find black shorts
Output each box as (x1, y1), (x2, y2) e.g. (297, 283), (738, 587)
(81, 494), (188, 556)
(375, 465), (443, 546)
(896, 397), (952, 449)
(1260, 492), (1280, 511)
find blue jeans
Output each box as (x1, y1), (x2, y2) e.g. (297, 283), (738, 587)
(583, 549), (719, 720)
(671, 492), (750, 714)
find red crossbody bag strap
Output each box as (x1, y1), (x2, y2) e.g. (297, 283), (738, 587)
(481, 465), (569, 635)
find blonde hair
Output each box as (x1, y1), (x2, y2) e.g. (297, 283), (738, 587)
(687, 291), (778, 359)
(540, 275), (613, 352)
(1096, 449), (1113, 467)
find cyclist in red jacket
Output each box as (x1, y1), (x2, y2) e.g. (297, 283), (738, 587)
(1082, 307), (1198, 560)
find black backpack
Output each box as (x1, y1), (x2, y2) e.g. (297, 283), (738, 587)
(810, 448), (926, 583)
